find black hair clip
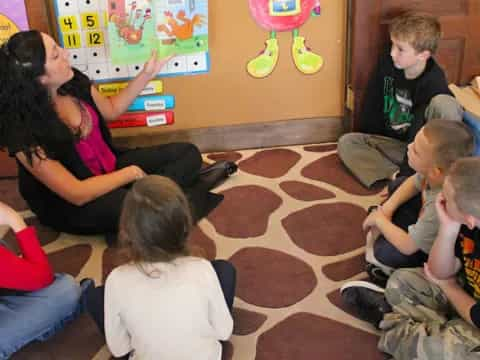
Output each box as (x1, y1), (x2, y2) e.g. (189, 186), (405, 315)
(1, 41), (32, 69)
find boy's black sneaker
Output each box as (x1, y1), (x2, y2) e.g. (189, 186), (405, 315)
(366, 263), (389, 288)
(340, 280), (392, 329)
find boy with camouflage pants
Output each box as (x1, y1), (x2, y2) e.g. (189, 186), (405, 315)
(342, 158), (480, 359)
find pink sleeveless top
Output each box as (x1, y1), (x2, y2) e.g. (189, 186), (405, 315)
(74, 101), (116, 175)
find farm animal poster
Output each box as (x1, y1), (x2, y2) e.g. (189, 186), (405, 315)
(51, 0), (209, 82)
(108, 0), (208, 65)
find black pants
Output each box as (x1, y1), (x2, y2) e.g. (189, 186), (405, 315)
(373, 176), (428, 268)
(86, 259), (236, 335)
(39, 143), (219, 242)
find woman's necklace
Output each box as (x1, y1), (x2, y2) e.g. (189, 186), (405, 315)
(53, 95), (93, 140)
(72, 97), (93, 140)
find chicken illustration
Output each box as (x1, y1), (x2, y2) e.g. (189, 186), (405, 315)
(247, 0), (323, 78)
(157, 10), (205, 41)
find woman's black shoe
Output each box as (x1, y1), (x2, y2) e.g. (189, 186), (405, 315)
(199, 160), (238, 176)
(198, 161), (237, 191)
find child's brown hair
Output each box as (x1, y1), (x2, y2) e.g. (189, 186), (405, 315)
(119, 175), (192, 264)
(423, 120), (475, 172)
(389, 12), (441, 54)
(448, 157), (480, 219)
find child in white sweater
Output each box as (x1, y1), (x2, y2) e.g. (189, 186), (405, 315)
(86, 175), (236, 360)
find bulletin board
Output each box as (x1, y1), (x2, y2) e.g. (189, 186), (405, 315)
(49, 0), (210, 82)
(33, 0), (346, 133)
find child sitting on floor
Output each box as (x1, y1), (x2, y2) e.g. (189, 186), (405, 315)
(338, 12), (463, 188)
(341, 157), (480, 360)
(363, 120), (474, 286)
(86, 175), (236, 360)
(0, 201), (92, 359)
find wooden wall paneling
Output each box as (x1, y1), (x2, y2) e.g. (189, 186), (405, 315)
(347, 0), (383, 131)
(24, 0), (51, 34)
(348, 0), (480, 131)
(379, 0), (469, 16)
(112, 116), (343, 153)
(378, 0), (479, 85)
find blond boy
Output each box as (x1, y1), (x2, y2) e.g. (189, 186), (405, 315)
(342, 158), (480, 360)
(363, 120), (474, 284)
(338, 12), (463, 188)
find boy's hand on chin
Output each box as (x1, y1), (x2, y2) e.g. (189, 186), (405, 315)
(435, 193), (461, 235)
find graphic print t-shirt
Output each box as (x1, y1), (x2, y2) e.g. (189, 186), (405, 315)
(382, 73), (416, 138)
(455, 226), (480, 300)
(455, 226), (480, 327)
(359, 48), (451, 143)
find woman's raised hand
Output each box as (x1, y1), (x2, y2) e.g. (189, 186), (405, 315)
(141, 51), (175, 80)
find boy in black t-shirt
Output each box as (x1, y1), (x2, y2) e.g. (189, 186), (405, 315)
(338, 12), (463, 188)
(341, 157), (480, 359)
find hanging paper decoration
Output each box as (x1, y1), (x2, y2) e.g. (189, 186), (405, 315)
(0, 0), (29, 45)
(247, 0), (323, 78)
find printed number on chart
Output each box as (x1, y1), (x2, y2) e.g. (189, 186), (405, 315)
(63, 33), (81, 48)
(81, 13), (99, 29)
(59, 16), (79, 32)
(86, 31), (104, 47)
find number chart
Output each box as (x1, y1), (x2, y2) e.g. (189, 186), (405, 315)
(50, 0), (210, 82)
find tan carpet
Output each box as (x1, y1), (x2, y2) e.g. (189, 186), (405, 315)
(2, 144), (386, 360)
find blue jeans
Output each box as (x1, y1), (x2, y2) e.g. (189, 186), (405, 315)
(0, 273), (82, 359)
(373, 176), (427, 269)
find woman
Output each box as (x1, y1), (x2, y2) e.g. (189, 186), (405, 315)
(0, 30), (235, 245)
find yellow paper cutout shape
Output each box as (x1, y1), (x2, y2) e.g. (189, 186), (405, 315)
(0, 14), (20, 45)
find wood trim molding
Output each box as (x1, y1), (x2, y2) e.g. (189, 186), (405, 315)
(112, 117), (344, 153)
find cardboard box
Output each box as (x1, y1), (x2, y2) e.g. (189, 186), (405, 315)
(449, 84), (480, 118)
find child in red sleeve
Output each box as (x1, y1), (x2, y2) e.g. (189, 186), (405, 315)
(0, 201), (93, 359)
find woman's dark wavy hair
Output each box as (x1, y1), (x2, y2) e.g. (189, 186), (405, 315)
(0, 30), (74, 163)
(119, 175), (193, 275)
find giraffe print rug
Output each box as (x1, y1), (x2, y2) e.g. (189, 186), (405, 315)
(1, 144), (387, 360)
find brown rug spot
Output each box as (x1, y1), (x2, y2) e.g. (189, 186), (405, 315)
(256, 312), (383, 360)
(0, 151), (17, 178)
(0, 179), (28, 211)
(103, 247), (131, 282)
(3, 218), (60, 253)
(188, 226), (217, 260)
(233, 307), (268, 335)
(230, 247), (317, 308)
(302, 153), (381, 196)
(209, 185), (282, 238)
(222, 341), (234, 360)
(323, 254), (366, 281)
(279, 181), (335, 201)
(282, 202), (366, 256)
(11, 314), (105, 360)
(303, 144), (337, 152)
(239, 149), (301, 178)
(48, 245), (92, 277)
(207, 152), (243, 163)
